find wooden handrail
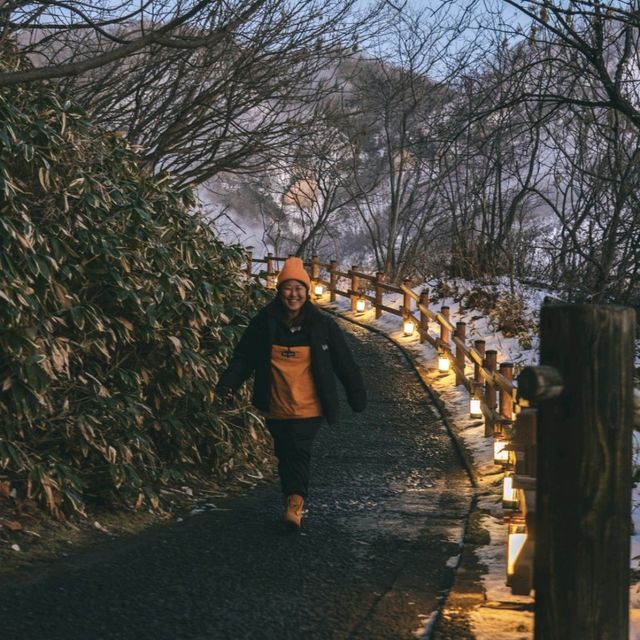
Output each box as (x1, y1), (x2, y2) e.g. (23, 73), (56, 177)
(376, 303), (405, 317)
(494, 370), (516, 396)
(400, 283), (420, 302)
(351, 271), (377, 283)
(418, 302), (437, 322)
(435, 311), (455, 332)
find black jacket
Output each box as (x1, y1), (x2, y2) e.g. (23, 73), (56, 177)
(217, 301), (366, 425)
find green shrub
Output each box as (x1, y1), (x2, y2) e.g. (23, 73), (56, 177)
(0, 44), (270, 516)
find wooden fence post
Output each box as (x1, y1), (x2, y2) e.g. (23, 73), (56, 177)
(310, 254), (320, 284)
(455, 321), (466, 386)
(440, 306), (450, 343)
(245, 248), (253, 277)
(499, 362), (514, 421)
(514, 408), (537, 478)
(531, 304), (635, 640)
(403, 279), (412, 315)
(473, 339), (486, 422)
(350, 265), (359, 312)
(419, 289), (429, 344)
(484, 349), (497, 436)
(266, 252), (274, 288)
(375, 272), (384, 319)
(329, 260), (337, 302)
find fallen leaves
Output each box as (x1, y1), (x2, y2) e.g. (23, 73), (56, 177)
(0, 518), (22, 532)
(0, 480), (12, 499)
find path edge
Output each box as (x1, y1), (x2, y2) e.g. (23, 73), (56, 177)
(321, 304), (478, 488)
(320, 304), (483, 639)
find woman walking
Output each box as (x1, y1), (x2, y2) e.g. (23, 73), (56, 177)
(216, 257), (367, 530)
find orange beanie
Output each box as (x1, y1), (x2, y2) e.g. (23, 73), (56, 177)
(277, 257), (311, 289)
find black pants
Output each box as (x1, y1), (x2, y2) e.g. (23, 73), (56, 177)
(266, 417), (322, 499)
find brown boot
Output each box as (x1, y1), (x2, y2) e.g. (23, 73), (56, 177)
(283, 494), (304, 530)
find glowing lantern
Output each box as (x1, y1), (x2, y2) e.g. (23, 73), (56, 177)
(314, 283), (324, 297)
(438, 353), (450, 373)
(506, 520), (534, 595)
(356, 297), (366, 313)
(493, 436), (511, 465)
(502, 474), (519, 510)
(403, 318), (415, 336)
(507, 522), (528, 578)
(469, 396), (482, 419)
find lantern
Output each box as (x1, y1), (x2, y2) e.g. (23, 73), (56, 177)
(502, 474), (519, 510)
(506, 519), (534, 595)
(356, 297), (366, 313)
(438, 353), (450, 373)
(493, 436), (511, 465)
(403, 318), (415, 336)
(266, 274), (277, 289)
(469, 396), (482, 419)
(507, 522), (528, 578)
(314, 283), (324, 297)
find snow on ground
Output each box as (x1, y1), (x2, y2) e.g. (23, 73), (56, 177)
(414, 611), (439, 639)
(320, 276), (640, 638)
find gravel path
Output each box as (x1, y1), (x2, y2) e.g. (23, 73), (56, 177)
(0, 317), (474, 640)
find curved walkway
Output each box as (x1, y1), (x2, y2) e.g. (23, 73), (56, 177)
(0, 317), (474, 640)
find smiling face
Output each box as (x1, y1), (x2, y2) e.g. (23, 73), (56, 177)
(279, 280), (308, 318)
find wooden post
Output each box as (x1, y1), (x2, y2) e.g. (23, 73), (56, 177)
(455, 321), (466, 386)
(499, 362), (514, 421)
(310, 254), (320, 282)
(513, 408), (537, 478)
(440, 306), (450, 343)
(350, 265), (359, 312)
(531, 304), (635, 640)
(484, 349), (497, 436)
(266, 252), (274, 288)
(375, 272), (384, 319)
(329, 260), (337, 303)
(245, 248), (253, 278)
(474, 339), (486, 386)
(419, 289), (429, 344)
(402, 278), (412, 315)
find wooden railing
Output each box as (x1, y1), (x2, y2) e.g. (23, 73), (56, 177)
(248, 252), (636, 633)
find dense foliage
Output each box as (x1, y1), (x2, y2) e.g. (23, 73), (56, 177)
(0, 45), (270, 516)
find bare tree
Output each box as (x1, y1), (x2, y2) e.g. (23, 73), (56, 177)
(0, 1), (269, 85)
(2, 1), (378, 185)
(498, 1), (640, 132)
(437, 50), (548, 282)
(338, 4), (475, 281)
(532, 104), (640, 304)
(276, 117), (367, 258)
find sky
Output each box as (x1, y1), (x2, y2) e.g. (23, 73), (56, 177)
(352, 0), (530, 65)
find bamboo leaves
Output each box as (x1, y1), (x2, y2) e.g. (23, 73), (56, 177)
(0, 44), (271, 517)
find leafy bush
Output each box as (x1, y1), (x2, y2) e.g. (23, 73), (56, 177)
(487, 293), (536, 349)
(458, 285), (536, 349)
(0, 44), (270, 516)
(460, 286), (499, 316)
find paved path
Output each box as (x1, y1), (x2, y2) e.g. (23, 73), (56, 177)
(0, 317), (474, 640)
